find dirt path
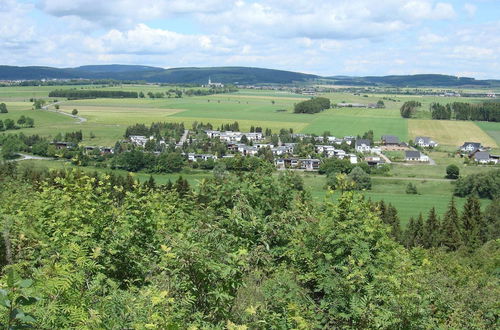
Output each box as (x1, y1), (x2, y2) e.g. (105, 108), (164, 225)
(372, 176), (453, 182)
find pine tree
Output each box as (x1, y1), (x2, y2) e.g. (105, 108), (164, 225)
(483, 199), (500, 241)
(404, 217), (416, 248)
(461, 196), (482, 249)
(386, 204), (402, 243)
(414, 213), (425, 247)
(423, 207), (440, 248)
(440, 198), (462, 250)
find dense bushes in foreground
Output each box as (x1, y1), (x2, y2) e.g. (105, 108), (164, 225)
(0, 166), (498, 328)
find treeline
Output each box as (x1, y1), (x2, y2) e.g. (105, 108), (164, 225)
(0, 115), (35, 131)
(184, 85), (238, 96)
(403, 197), (498, 250)
(399, 100), (421, 118)
(124, 122), (185, 139)
(431, 101), (500, 122)
(454, 169), (500, 200)
(0, 166), (497, 328)
(294, 97), (331, 113)
(48, 89), (139, 99)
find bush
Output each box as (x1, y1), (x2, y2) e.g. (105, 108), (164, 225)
(406, 182), (418, 194)
(446, 164), (460, 179)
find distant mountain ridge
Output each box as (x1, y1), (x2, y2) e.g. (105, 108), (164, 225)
(0, 65), (498, 87)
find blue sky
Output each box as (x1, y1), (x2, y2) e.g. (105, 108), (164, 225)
(1, 0), (499, 78)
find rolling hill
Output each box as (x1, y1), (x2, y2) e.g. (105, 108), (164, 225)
(0, 65), (499, 87)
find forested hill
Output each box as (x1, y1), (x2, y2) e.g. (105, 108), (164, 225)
(1, 65), (499, 86)
(0, 65), (318, 84)
(330, 74), (500, 87)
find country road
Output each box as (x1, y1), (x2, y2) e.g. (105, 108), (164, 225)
(9, 153), (53, 162)
(42, 101), (87, 123)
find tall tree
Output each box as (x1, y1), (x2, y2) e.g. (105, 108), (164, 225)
(440, 198), (462, 250)
(461, 196), (482, 249)
(0, 103), (8, 113)
(482, 199), (500, 241)
(423, 207), (440, 248)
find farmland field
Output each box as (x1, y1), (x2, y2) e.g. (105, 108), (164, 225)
(408, 119), (498, 147)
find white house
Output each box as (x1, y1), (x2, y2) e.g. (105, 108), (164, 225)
(405, 150), (429, 162)
(414, 136), (438, 148)
(129, 135), (149, 147)
(355, 139), (371, 153)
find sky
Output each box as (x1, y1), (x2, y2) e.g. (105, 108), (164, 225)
(1, 0), (499, 78)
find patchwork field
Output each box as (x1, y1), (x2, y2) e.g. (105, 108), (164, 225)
(408, 119), (499, 147)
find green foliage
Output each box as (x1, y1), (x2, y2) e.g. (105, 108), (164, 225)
(405, 182), (418, 194)
(399, 100), (421, 118)
(0, 168), (497, 328)
(71, 109), (78, 116)
(446, 164), (460, 179)
(0, 103), (7, 113)
(454, 169), (500, 199)
(49, 89), (138, 99)
(293, 97), (331, 114)
(0, 270), (39, 329)
(430, 102), (452, 120)
(348, 166), (372, 190)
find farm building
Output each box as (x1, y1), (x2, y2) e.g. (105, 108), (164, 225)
(381, 135), (400, 146)
(473, 152), (499, 164)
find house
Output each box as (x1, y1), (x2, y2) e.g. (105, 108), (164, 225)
(300, 159), (321, 171)
(414, 136), (438, 148)
(473, 152), (499, 164)
(187, 153), (218, 162)
(100, 147), (114, 154)
(365, 156), (385, 166)
(275, 158), (299, 169)
(460, 142), (483, 153)
(129, 135), (149, 147)
(405, 150), (429, 162)
(355, 139), (371, 153)
(50, 141), (75, 150)
(381, 135), (400, 145)
(348, 154), (358, 164)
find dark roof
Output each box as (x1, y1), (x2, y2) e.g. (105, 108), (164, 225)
(355, 139), (371, 147)
(474, 151), (490, 160)
(405, 150), (421, 158)
(382, 135), (400, 144)
(461, 142), (481, 148)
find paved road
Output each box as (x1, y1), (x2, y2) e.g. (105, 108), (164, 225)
(42, 101), (87, 123)
(9, 153), (53, 162)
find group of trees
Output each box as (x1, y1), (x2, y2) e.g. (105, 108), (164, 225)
(0, 116), (35, 132)
(454, 169), (500, 199)
(0, 165), (497, 328)
(430, 101), (500, 122)
(48, 89), (138, 99)
(294, 97), (331, 114)
(404, 197), (498, 250)
(399, 101), (421, 118)
(0, 103), (7, 113)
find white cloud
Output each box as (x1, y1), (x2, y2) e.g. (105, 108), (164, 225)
(464, 3), (477, 17)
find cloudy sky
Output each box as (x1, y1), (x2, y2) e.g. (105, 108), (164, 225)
(1, 0), (499, 78)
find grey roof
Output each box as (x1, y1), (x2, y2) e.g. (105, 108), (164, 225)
(355, 139), (371, 147)
(415, 136), (430, 143)
(405, 150), (421, 158)
(462, 142), (481, 148)
(474, 151), (490, 160)
(382, 135), (400, 144)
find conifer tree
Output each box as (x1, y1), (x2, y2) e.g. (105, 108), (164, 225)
(424, 207), (440, 248)
(440, 198), (462, 250)
(461, 196), (482, 249)
(483, 199), (500, 241)
(414, 213), (425, 247)
(386, 204), (402, 243)
(404, 217), (416, 248)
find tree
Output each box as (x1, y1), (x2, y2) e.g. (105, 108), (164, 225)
(400, 101), (421, 118)
(139, 91), (145, 98)
(4, 119), (15, 130)
(461, 196), (482, 249)
(0, 103), (8, 113)
(446, 164), (460, 179)
(440, 198), (462, 250)
(483, 199), (500, 241)
(376, 100), (385, 108)
(17, 115), (26, 127)
(25, 117), (34, 128)
(423, 207), (440, 248)
(55, 104), (60, 109)
(406, 182), (418, 194)
(0, 120), (3, 131)
(348, 166), (371, 190)
(72, 109), (78, 116)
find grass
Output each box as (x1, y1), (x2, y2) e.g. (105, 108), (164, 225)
(474, 121), (500, 147)
(408, 119), (498, 147)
